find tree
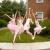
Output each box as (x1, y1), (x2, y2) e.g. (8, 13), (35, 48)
(19, 0), (26, 16)
(0, 0), (26, 17)
(0, 0), (26, 27)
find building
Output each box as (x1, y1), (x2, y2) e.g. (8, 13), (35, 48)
(28, 0), (50, 20)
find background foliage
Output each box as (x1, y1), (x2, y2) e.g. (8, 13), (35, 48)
(0, 0), (26, 27)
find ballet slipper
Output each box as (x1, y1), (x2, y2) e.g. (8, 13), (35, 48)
(32, 36), (35, 40)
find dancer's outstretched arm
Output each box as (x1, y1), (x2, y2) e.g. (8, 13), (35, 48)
(4, 14), (12, 19)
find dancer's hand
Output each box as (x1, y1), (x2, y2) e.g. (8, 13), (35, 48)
(29, 8), (31, 10)
(4, 14), (9, 16)
(4, 14), (7, 16)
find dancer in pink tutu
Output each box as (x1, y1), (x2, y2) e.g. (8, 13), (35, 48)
(32, 10), (46, 39)
(4, 13), (20, 43)
(15, 12), (24, 39)
(12, 12), (25, 43)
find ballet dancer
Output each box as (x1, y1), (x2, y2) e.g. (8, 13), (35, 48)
(23, 8), (34, 39)
(4, 13), (20, 43)
(32, 10), (46, 39)
(15, 12), (24, 39)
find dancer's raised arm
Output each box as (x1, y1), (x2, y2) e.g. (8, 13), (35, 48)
(24, 10), (27, 18)
(28, 8), (31, 17)
(15, 11), (17, 18)
(31, 9), (36, 20)
(4, 14), (12, 19)
(18, 11), (21, 17)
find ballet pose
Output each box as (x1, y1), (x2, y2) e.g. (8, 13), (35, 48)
(4, 13), (20, 43)
(14, 12), (24, 40)
(12, 12), (25, 43)
(32, 10), (46, 39)
(23, 8), (34, 39)
(4, 14), (17, 33)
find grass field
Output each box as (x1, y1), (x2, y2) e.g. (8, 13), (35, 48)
(0, 28), (50, 43)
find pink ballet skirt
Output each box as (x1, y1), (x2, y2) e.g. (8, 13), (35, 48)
(34, 20), (46, 34)
(17, 19), (24, 34)
(34, 26), (42, 34)
(7, 19), (19, 34)
(34, 20), (42, 34)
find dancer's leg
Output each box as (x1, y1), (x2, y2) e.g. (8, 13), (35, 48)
(18, 31), (23, 40)
(13, 33), (17, 43)
(12, 31), (18, 43)
(26, 30), (34, 39)
(17, 33), (21, 40)
(33, 27), (40, 39)
(33, 30), (37, 39)
(18, 27), (24, 40)
(26, 30), (33, 36)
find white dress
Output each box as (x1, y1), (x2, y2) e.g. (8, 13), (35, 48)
(24, 18), (33, 31)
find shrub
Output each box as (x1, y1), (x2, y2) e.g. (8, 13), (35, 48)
(0, 19), (7, 28)
(29, 19), (50, 35)
(40, 19), (50, 27)
(40, 19), (50, 35)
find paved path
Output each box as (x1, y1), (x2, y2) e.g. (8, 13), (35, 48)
(0, 42), (50, 50)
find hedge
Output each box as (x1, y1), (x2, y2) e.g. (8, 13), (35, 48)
(29, 19), (50, 35)
(0, 19), (7, 28)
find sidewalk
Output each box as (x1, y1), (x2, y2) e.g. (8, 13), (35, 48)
(0, 42), (50, 50)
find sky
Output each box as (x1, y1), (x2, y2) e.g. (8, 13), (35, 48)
(0, 0), (26, 3)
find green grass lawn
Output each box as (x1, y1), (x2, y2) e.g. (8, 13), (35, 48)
(0, 28), (50, 43)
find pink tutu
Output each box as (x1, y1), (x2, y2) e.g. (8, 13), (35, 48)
(7, 19), (20, 34)
(17, 19), (24, 34)
(34, 26), (42, 34)
(7, 23), (19, 33)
